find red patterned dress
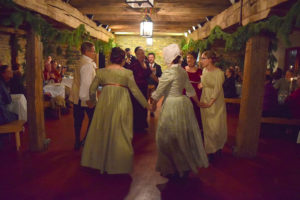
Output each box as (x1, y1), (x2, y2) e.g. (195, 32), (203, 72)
(185, 68), (203, 130)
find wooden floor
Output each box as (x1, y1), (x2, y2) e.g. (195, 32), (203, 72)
(0, 103), (300, 200)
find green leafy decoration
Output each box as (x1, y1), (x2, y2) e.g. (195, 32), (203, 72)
(181, 0), (300, 70)
(0, 0), (115, 57)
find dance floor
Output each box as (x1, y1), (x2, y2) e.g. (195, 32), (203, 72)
(0, 104), (300, 200)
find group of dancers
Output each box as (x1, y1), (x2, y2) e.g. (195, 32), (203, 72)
(71, 42), (227, 178)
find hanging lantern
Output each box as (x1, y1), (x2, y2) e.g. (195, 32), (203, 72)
(140, 15), (153, 37)
(146, 37), (153, 46)
(125, 0), (154, 8)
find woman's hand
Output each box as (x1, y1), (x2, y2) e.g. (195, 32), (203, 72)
(197, 82), (203, 89)
(198, 102), (210, 108)
(86, 100), (95, 108)
(146, 104), (153, 111)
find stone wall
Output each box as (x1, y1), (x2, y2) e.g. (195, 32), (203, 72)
(115, 35), (184, 70)
(0, 34), (11, 65)
(0, 33), (26, 66)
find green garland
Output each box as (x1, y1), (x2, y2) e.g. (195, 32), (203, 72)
(181, 0), (300, 69)
(0, 0), (115, 57)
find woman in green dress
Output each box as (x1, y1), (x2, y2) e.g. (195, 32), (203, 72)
(81, 47), (151, 174)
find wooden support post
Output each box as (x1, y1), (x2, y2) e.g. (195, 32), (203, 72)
(234, 35), (269, 157)
(26, 30), (47, 151)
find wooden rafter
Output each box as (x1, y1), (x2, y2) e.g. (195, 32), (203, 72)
(189, 0), (289, 40)
(13, 0), (114, 42)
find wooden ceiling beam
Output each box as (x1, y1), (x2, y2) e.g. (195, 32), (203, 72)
(13, 0), (114, 42)
(75, 6), (226, 15)
(189, 0), (289, 40)
(93, 14), (207, 22)
(70, 0), (227, 5)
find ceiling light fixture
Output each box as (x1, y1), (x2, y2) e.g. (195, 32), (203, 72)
(206, 16), (213, 22)
(140, 14), (153, 37)
(146, 37), (153, 46)
(86, 14), (94, 20)
(125, 0), (154, 8)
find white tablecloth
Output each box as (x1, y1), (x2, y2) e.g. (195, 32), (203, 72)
(43, 84), (65, 98)
(61, 77), (73, 88)
(7, 94), (27, 121)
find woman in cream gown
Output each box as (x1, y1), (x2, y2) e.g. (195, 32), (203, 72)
(81, 47), (150, 174)
(199, 50), (227, 158)
(152, 44), (208, 178)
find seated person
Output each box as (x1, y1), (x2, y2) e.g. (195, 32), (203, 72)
(273, 70), (292, 104)
(10, 63), (25, 95)
(43, 60), (62, 84)
(262, 75), (278, 117)
(0, 65), (18, 125)
(223, 68), (237, 98)
(285, 76), (300, 118)
(60, 66), (68, 78)
(124, 48), (136, 69)
(50, 60), (62, 83)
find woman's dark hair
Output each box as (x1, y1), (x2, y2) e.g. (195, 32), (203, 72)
(172, 55), (181, 64)
(227, 67), (235, 77)
(12, 63), (21, 71)
(187, 51), (198, 59)
(110, 47), (125, 64)
(0, 65), (9, 74)
(273, 68), (283, 80)
(202, 50), (217, 64)
(265, 75), (273, 83)
(134, 46), (142, 54)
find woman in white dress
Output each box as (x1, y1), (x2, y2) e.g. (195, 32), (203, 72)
(151, 44), (208, 178)
(199, 50), (227, 161)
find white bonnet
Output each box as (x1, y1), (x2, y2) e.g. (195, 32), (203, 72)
(162, 44), (181, 66)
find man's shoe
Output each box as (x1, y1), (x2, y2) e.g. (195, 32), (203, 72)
(74, 142), (81, 151)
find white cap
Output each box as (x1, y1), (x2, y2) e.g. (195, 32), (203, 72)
(162, 44), (181, 66)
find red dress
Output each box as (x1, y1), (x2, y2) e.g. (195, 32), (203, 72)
(184, 68), (203, 129)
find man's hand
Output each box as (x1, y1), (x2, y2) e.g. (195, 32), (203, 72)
(86, 100), (95, 108)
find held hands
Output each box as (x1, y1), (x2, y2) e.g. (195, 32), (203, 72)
(198, 99), (214, 108)
(197, 83), (203, 90)
(86, 100), (95, 108)
(198, 102), (210, 108)
(146, 103), (157, 112)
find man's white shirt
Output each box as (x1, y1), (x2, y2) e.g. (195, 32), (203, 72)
(79, 55), (96, 102)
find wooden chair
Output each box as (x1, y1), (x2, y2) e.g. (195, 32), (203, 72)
(0, 120), (26, 151)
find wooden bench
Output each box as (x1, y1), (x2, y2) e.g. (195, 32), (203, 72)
(261, 117), (300, 143)
(261, 117), (300, 126)
(0, 120), (26, 151)
(224, 98), (241, 104)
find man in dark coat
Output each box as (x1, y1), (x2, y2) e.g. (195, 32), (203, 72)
(128, 47), (158, 132)
(0, 65), (18, 125)
(147, 52), (162, 117)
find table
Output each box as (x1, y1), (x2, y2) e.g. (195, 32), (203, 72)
(61, 77), (73, 88)
(43, 83), (65, 98)
(7, 94), (27, 121)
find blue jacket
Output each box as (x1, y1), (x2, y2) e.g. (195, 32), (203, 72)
(0, 79), (18, 125)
